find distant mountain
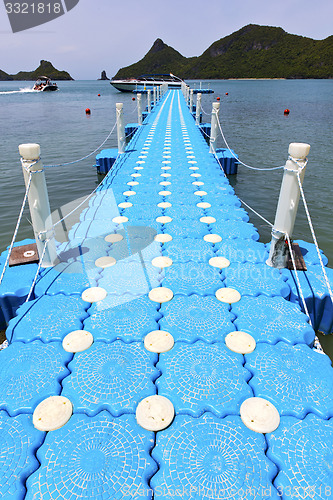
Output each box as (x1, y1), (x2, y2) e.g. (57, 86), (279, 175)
(113, 25), (333, 79)
(0, 60), (73, 81)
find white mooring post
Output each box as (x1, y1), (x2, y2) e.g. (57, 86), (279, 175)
(147, 90), (151, 113)
(153, 87), (157, 106)
(209, 102), (220, 153)
(196, 93), (202, 125)
(116, 103), (125, 154)
(19, 143), (57, 267)
(137, 93), (143, 125)
(266, 142), (311, 268)
(186, 86), (190, 105)
(189, 89), (194, 113)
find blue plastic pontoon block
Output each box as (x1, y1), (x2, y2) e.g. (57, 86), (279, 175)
(216, 239), (268, 264)
(210, 206), (249, 222)
(157, 341), (252, 417)
(211, 221), (260, 241)
(26, 412), (157, 500)
(163, 205), (205, 220)
(206, 194), (242, 207)
(151, 413), (278, 500)
(95, 148), (119, 174)
(224, 262), (290, 298)
(56, 237), (112, 264)
(159, 294), (235, 343)
(7, 295), (89, 343)
(62, 341), (158, 416)
(281, 267), (333, 334)
(0, 411), (44, 500)
(164, 221), (209, 240)
(232, 296), (315, 345)
(84, 294), (161, 342)
(98, 260), (162, 296)
(0, 340), (71, 415)
(161, 262), (223, 296)
(162, 238), (215, 263)
(266, 414), (333, 499)
(128, 239), (162, 262)
(35, 260), (99, 296)
(245, 342), (333, 419)
(68, 219), (120, 241)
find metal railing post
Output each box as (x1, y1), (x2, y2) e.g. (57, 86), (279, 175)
(116, 103), (125, 153)
(137, 93), (142, 125)
(209, 102), (220, 153)
(19, 143), (57, 267)
(196, 93), (202, 124)
(266, 142), (311, 268)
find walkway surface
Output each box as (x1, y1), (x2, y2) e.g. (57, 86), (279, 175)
(1, 89), (333, 499)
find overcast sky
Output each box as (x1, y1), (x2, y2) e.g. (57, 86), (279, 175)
(0, 0), (332, 79)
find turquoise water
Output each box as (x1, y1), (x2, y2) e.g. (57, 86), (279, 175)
(0, 79), (332, 264)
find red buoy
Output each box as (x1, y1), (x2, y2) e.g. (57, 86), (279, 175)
(284, 108), (290, 115)
(216, 97), (220, 101)
(225, 92), (229, 95)
(97, 94), (101, 97)
(85, 108), (91, 115)
(132, 97), (135, 101)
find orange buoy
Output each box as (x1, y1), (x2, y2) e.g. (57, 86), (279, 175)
(85, 108), (91, 115)
(216, 97), (220, 101)
(97, 94), (101, 96)
(284, 108), (290, 115)
(225, 92), (229, 95)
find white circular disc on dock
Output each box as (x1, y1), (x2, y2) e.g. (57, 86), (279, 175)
(197, 202), (211, 209)
(209, 256), (230, 269)
(149, 287), (174, 303)
(144, 330), (174, 353)
(162, 160), (171, 164)
(62, 330), (94, 353)
(161, 166), (171, 170)
(158, 191), (172, 196)
(158, 202), (172, 208)
(163, 155), (171, 159)
(136, 161), (145, 164)
(156, 216), (172, 224)
(123, 191), (136, 196)
(131, 173), (141, 177)
(204, 234), (222, 243)
(161, 173), (171, 177)
(188, 160), (197, 164)
(191, 173), (201, 177)
(189, 166), (199, 170)
(193, 181), (204, 186)
(225, 331), (256, 354)
(118, 202), (133, 209)
(215, 287), (241, 304)
(200, 216), (216, 224)
(33, 396), (73, 431)
(95, 256), (117, 268)
(112, 216), (128, 224)
(82, 287), (107, 303)
(240, 397), (280, 434)
(160, 181), (171, 186)
(134, 166), (143, 170)
(136, 395), (174, 431)
(152, 256), (173, 268)
(127, 181), (139, 186)
(187, 155), (196, 159)
(194, 190), (207, 196)
(105, 233), (124, 243)
(154, 234), (173, 243)
(138, 155), (147, 159)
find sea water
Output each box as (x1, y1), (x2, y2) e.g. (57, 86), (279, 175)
(0, 79), (332, 345)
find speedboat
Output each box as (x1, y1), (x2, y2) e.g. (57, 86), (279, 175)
(110, 73), (184, 92)
(33, 76), (58, 91)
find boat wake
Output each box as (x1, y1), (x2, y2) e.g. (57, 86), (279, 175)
(0, 87), (38, 95)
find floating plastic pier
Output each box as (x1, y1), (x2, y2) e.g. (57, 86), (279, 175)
(0, 88), (333, 499)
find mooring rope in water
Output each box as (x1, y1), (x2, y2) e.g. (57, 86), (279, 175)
(214, 110), (285, 171)
(0, 171), (33, 286)
(43, 120), (118, 169)
(296, 170), (333, 305)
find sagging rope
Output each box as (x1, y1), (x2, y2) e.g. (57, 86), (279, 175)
(43, 119), (117, 169)
(213, 109), (284, 171)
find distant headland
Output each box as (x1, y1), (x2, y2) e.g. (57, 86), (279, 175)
(113, 24), (333, 80)
(0, 60), (73, 81)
